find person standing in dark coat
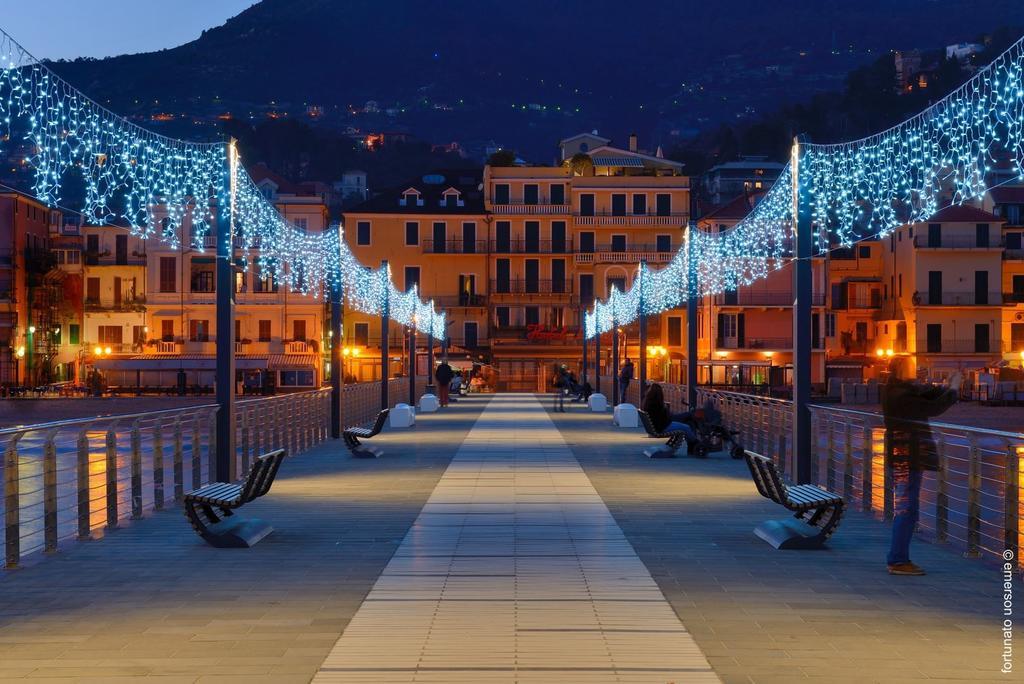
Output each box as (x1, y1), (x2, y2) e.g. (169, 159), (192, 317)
(619, 358), (634, 404)
(435, 361), (454, 407)
(882, 357), (959, 575)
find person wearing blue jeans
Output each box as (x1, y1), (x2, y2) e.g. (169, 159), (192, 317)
(881, 358), (959, 576)
(642, 383), (698, 449)
(887, 460), (923, 567)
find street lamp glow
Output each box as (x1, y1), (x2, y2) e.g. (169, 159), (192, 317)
(94, 346), (103, 355)
(28, 326), (35, 334)
(15, 346), (24, 358)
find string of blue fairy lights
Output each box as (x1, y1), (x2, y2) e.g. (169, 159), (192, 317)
(0, 26), (445, 341)
(586, 32), (1024, 340)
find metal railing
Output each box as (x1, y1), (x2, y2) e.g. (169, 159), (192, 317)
(490, 279), (575, 295)
(693, 388), (1024, 569)
(916, 291), (1003, 306)
(913, 235), (1002, 249)
(422, 239), (489, 254)
(489, 239), (574, 254)
(1, 381), (411, 569)
(490, 203), (572, 215)
(915, 339), (1000, 354)
(714, 291), (826, 306)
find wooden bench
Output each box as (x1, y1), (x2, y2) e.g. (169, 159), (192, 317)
(343, 409), (390, 458)
(638, 410), (706, 459)
(183, 449), (286, 548)
(743, 451), (844, 549)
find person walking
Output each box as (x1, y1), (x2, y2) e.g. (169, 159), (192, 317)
(619, 357), (634, 405)
(435, 361), (454, 407)
(882, 357), (959, 576)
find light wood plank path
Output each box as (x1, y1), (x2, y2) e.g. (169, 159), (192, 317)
(315, 393), (717, 683)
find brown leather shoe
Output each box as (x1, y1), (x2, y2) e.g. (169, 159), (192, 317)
(888, 562), (926, 575)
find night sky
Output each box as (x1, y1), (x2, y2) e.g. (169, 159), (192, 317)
(2, 0), (256, 60)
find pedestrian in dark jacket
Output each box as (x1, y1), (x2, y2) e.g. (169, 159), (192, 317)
(619, 358), (634, 404)
(882, 357), (959, 575)
(435, 362), (454, 407)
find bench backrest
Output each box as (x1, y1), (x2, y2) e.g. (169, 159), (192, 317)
(240, 448), (286, 503)
(744, 451), (788, 505)
(637, 410), (659, 437)
(368, 409), (390, 437)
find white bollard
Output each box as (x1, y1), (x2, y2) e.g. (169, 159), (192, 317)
(390, 403), (416, 428)
(419, 394), (439, 413)
(613, 403), (638, 428)
(588, 393), (608, 412)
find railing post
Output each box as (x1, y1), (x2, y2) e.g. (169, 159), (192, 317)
(105, 422), (118, 530)
(191, 414), (202, 491)
(4, 434), (22, 568)
(842, 420), (853, 503)
(130, 420), (143, 520)
(153, 418), (165, 510)
(408, 325), (416, 408)
(43, 429), (58, 552)
(173, 416), (184, 501)
(935, 431), (949, 543)
(863, 426), (876, 514)
(965, 434), (981, 558)
(77, 428), (90, 540)
(1008, 445), (1022, 571)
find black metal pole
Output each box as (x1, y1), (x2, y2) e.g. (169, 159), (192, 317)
(612, 319), (620, 407)
(380, 260), (390, 411)
(408, 325), (416, 406)
(638, 262), (647, 404)
(581, 329), (588, 386)
(594, 326), (601, 395)
(686, 225), (698, 409)
(215, 140), (237, 481)
(426, 319), (435, 394)
(793, 135), (813, 484)
(330, 276), (343, 439)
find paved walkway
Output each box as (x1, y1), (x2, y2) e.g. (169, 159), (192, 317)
(0, 392), (1016, 683)
(314, 394), (716, 683)
(547, 399), (1014, 683)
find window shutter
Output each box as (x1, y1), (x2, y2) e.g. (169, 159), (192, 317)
(716, 313), (725, 347)
(737, 313), (745, 348)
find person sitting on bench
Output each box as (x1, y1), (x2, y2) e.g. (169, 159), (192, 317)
(642, 383), (698, 443)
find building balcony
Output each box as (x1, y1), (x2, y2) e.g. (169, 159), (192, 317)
(914, 291), (1002, 306)
(916, 339), (999, 354)
(489, 240), (574, 254)
(84, 297), (147, 312)
(88, 342), (143, 355)
(490, 203), (572, 215)
(574, 213), (688, 226)
(713, 291), (825, 307)
(716, 337), (793, 350)
(84, 255), (148, 267)
(1005, 291), (1024, 304)
(912, 235), (1003, 249)
(432, 294), (488, 308)
(833, 295), (882, 310)
(422, 239), (489, 255)
(1005, 249), (1024, 260)
(573, 244), (676, 266)
(489, 279), (574, 296)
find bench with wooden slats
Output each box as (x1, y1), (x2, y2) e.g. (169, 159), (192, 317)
(638, 409), (705, 459)
(183, 449), (285, 548)
(743, 451), (844, 549)
(343, 408), (389, 458)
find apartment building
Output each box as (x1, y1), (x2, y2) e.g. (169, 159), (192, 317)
(871, 204), (1014, 379)
(485, 132), (689, 391)
(0, 192), (65, 386)
(85, 172), (330, 392)
(342, 169), (487, 382)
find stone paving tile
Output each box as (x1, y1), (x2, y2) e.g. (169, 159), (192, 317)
(0, 395), (489, 682)
(546, 398), (1019, 683)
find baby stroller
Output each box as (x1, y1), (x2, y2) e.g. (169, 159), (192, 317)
(690, 401), (745, 459)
